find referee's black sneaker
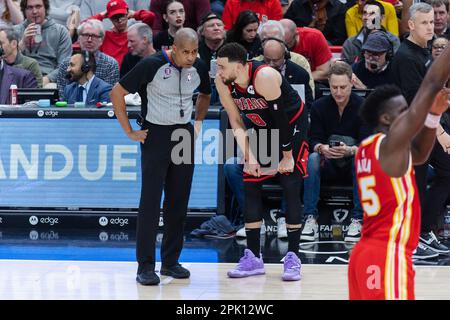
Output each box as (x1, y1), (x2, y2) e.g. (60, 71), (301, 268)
(160, 264), (190, 279)
(419, 231), (450, 254)
(136, 270), (160, 285)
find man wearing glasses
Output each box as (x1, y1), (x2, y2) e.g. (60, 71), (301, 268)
(87, 0), (155, 67)
(56, 19), (120, 100)
(14, 0), (72, 86)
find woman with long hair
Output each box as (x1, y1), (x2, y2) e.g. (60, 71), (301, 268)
(225, 10), (262, 59)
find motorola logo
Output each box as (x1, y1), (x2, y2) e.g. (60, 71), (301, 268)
(107, 110), (115, 118)
(37, 110), (44, 117)
(99, 231), (109, 241)
(29, 216), (39, 226)
(29, 230), (39, 240)
(99, 217), (108, 227)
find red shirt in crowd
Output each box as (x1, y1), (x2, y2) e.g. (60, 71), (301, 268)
(89, 10), (155, 67)
(222, 0), (283, 30)
(291, 27), (332, 71)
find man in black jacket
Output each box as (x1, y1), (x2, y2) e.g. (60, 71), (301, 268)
(389, 2), (437, 259)
(300, 62), (371, 243)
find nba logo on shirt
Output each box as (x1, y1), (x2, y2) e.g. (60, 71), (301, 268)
(247, 85), (255, 95)
(187, 73), (192, 82)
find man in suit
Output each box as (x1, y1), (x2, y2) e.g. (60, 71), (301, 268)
(63, 51), (112, 105)
(262, 38), (313, 111)
(0, 56), (37, 104)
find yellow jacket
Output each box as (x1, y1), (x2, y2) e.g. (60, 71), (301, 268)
(345, 1), (399, 38)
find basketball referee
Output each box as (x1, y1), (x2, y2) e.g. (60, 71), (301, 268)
(110, 28), (211, 286)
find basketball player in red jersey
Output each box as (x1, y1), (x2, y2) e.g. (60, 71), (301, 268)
(348, 45), (450, 300)
(215, 42), (309, 281)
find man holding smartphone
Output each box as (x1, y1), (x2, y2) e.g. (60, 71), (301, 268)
(301, 62), (372, 243)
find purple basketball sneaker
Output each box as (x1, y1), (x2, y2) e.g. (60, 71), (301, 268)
(227, 249), (265, 278)
(282, 252), (302, 281)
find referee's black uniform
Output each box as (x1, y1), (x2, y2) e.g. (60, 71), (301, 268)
(119, 50), (211, 273)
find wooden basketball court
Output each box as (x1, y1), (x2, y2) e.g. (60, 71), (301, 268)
(0, 260), (448, 299)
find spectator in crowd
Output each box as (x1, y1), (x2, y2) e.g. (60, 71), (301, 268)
(57, 19), (120, 100)
(0, 26), (42, 87)
(284, 0), (347, 45)
(64, 51), (112, 105)
(262, 38), (313, 110)
(431, 36), (448, 60)
(430, 0), (449, 38)
(153, 0), (184, 50)
(80, 0), (151, 30)
(390, 3), (433, 105)
(280, 18), (332, 83)
(256, 20), (314, 96)
(48, 0), (80, 40)
(222, 0), (283, 30)
(0, 0), (23, 25)
(121, 22), (155, 77)
(281, 0), (294, 15)
(352, 31), (394, 88)
(150, 0), (210, 34)
(418, 34), (450, 256)
(88, 0), (155, 67)
(0, 54), (37, 104)
(345, 0), (399, 37)
(341, 1), (400, 64)
(390, 2), (437, 259)
(15, 0), (72, 85)
(225, 10), (262, 59)
(300, 62), (370, 243)
(419, 106), (450, 255)
(197, 11), (225, 104)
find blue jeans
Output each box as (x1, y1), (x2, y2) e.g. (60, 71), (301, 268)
(303, 152), (363, 220)
(224, 157), (287, 219)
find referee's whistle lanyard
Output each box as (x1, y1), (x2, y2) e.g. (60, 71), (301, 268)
(164, 50), (184, 118)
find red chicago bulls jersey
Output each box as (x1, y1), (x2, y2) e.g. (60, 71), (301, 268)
(228, 61), (304, 129)
(355, 133), (420, 252)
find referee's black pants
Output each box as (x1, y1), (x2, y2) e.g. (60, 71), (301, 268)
(136, 121), (194, 270)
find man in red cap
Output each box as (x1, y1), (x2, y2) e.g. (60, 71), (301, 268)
(87, 0), (155, 67)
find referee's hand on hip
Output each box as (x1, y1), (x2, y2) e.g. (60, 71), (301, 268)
(127, 129), (149, 144)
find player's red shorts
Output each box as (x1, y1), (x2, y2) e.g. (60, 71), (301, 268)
(348, 240), (415, 300)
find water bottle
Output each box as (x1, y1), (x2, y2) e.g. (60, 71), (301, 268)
(34, 24), (42, 43)
(10, 84), (18, 105)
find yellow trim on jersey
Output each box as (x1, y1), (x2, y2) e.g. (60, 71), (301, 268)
(374, 134), (385, 160)
(398, 168), (414, 299)
(385, 177), (406, 300)
(360, 133), (383, 148)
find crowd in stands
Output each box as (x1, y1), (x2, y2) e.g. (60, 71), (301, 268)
(0, 0), (449, 257)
